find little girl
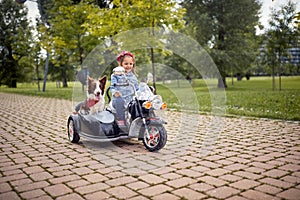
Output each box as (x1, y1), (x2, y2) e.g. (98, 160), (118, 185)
(110, 51), (139, 126)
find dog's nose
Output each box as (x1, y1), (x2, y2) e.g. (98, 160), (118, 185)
(96, 91), (100, 96)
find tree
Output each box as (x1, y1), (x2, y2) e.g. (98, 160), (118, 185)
(84, 0), (185, 91)
(35, 0), (185, 91)
(182, 0), (261, 88)
(0, 0), (33, 87)
(264, 1), (298, 91)
(37, 1), (89, 87)
(37, 0), (110, 89)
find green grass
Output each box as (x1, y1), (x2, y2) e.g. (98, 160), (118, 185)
(1, 76), (299, 121)
(155, 76), (300, 121)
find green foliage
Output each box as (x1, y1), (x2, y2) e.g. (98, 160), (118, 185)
(42, 0), (99, 66)
(84, 0), (185, 36)
(0, 0), (33, 87)
(182, 0), (261, 87)
(261, 1), (298, 91)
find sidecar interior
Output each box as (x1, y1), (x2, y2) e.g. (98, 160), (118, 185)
(78, 110), (119, 138)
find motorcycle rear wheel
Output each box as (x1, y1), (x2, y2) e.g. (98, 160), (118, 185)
(68, 118), (80, 143)
(142, 124), (167, 152)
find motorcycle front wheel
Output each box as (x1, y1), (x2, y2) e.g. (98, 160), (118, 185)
(142, 124), (167, 152)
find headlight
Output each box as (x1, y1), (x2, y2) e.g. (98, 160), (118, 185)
(151, 95), (163, 110)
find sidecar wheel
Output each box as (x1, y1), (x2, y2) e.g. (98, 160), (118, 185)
(142, 124), (167, 152)
(68, 118), (80, 143)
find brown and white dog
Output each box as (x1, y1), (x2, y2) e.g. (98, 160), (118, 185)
(80, 76), (107, 114)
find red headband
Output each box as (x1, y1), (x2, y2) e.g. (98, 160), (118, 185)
(117, 51), (135, 62)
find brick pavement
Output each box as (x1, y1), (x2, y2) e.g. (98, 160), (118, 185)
(0, 93), (299, 200)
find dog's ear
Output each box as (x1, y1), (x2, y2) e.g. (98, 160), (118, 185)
(87, 76), (94, 94)
(99, 76), (107, 95)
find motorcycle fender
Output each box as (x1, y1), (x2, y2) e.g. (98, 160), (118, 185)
(69, 114), (80, 131)
(146, 117), (167, 125)
(128, 117), (143, 137)
(128, 117), (166, 138)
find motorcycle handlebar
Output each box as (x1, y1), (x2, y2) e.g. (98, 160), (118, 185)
(106, 82), (137, 103)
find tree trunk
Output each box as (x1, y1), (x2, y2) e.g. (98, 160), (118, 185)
(11, 79), (17, 88)
(272, 64), (276, 91)
(36, 61), (40, 92)
(61, 66), (68, 88)
(42, 52), (50, 92)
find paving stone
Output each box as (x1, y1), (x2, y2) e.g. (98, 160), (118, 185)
(128, 195), (149, 200)
(76, 182), (110, 195)
(105, 176), (137, 186)
(166, 177), (197, 188)
(152, 193), (180, 200)
(161, 172), (182, 180)
(281, 175), (300, 184)
(189, 182), (215, 192)
(20, 189), (46, 199)
(230, 179), (261, 190)
(0, 191), (21, 200)
(15, 181), (49, 193)
(84, 191), (110, 200)
(29, 171), (53, 181)
(172, 188), (206, 200)
(241, 189), (281, 200)
(263, 169), (289, 178)
(106, 186), (137, 199)
(276, 188), (300, 200)
(260, 177), (294, 189)
(138, 184), (172, 197)
(126, 181), (150, 190)
(138, 174), (166, 184)
(224, 163), (249, 171)
(66, 179), (90, 189)
(72, 167), (94, 175)
(255, 184), (282, 195)
(44, 184), (72, 198)
(56, 193), (85, 200)
(0, 182), (12, 193)
(233, 171), (263, 180)
(49, 174), (81, 184)
(83, 173), (108, 183)
(205, 168), (231, 177)
(197, 176), (228, 187)
(206, 186), (240, 199)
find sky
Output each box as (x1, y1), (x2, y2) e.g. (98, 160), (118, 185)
(25, 0), (299, 34)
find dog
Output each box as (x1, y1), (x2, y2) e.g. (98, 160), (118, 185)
(80, 76), (107, 114)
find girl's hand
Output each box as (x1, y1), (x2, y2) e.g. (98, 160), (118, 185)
(114, 91), (122, 97)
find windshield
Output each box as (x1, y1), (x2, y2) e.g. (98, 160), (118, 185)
(137, 82), (153, 100)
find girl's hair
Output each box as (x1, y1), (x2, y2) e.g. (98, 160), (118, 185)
(117, 51), (138, 76)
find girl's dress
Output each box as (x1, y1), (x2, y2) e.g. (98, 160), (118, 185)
(110, 71), (139, 123)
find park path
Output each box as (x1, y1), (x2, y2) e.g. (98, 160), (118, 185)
(0, 93), (299, 200)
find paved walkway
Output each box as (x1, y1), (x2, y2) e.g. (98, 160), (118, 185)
(0, 93), (299, 200)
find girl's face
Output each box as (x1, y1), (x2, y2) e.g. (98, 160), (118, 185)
(121, 56), (134, 74)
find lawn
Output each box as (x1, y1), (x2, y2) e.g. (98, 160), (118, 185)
(0, 76), (299, 121)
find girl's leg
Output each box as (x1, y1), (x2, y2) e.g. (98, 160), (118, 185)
(112, 97), (126, 122)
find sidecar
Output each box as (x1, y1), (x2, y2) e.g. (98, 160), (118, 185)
(67, 110), (131, 143)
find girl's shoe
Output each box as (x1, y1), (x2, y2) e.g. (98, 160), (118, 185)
(117, 120), (125, 126)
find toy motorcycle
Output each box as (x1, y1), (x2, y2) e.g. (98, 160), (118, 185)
(67, 80), (167, 152)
